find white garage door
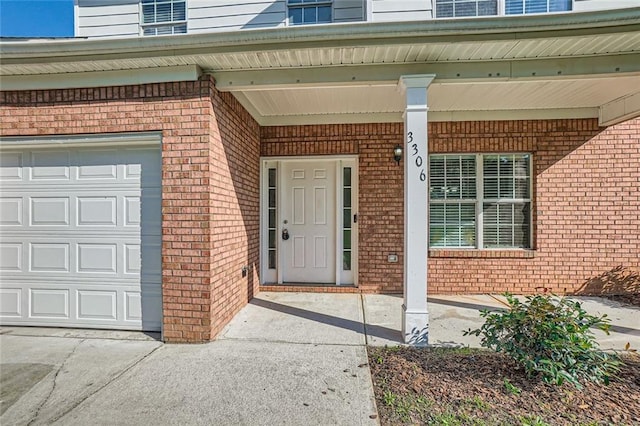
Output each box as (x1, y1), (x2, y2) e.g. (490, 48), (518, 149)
(0, 139), (162, 331)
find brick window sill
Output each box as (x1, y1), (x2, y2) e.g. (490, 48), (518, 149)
(429, 249), (536, 259)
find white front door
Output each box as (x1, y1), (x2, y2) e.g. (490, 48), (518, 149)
(281, 160), (336, 283)
(261, 157), (357, 286)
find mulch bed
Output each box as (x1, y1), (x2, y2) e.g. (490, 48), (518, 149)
(368, 347), (640, 425)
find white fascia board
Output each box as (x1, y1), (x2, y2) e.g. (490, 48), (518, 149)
(599, 91), (640, 126)
(0, 65), (202, 91)
(213, 55), (640, 91)
(247, 108), (598, 126)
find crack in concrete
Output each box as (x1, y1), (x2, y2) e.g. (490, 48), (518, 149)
(48, 343), (163, 425)
(26, 339), (85, 426)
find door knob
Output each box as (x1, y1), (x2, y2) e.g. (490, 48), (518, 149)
(282, 229), (290, 240)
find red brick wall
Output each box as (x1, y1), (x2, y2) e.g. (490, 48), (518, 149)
(0, 77), (260, 342)
(262, 119), (640, 295)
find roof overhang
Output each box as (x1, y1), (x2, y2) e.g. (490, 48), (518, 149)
(1, 8), (640, 126)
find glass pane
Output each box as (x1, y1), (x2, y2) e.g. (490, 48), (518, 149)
(462, 225), (475, 246)
(269, 230), (276, 248)
(343, 251), (351, 271)
(478, 0), (497, 15)
(343, 167), (351, 187)
(436, 3), (453, 17)
(499, 177), (514, 198)
(268, 189), (276, 206)
(483, 203), (497, 223)
(499, 226), (513, 246)
(430, 178), (446, 199)
(499, 156), (513, 175)
(317, 6), (331, 22)
(445, 225), (462, 246)
(173, 24), (187, 34)
(156, 25), (173, 35)
(268, 168), (276, 188)
(142, 4), (155, 23)
(514, 155), (530, 177)
(156, 3), (172, 22)
(430, 156), (445, 177)
(268, 209), (276, 228)
(289, 8), (303, 24)
(514, 177), (530, 198)
(343, 208), (351, 228)
(483, 156), (498, 176)
(484, 177), (499, 199)
(343, 188), (351, 208)
(445, 203), (460, 223)
(461, 178), (476, 198)
(505, 0), (524, 14)
(526, 0), (548, 13)
(499, 204), (513, 223)
(268, 250), (276, 269)
(484, 225), (498, 247)
(303, 6), (316, 23)
(430, 226), (445, 247)
(343, 230), (351, 250)
(446, 178), (462, 199)
(430, 204), (445, 225)
(173, 1), (186, 21)
(455, 1), (477, 17)
(446, 157), (461, 177)
(550, 0), (571, 11)
(143, 27), (156, 36)
(461, 156), (475, 176)
(460, 204), (475, 224)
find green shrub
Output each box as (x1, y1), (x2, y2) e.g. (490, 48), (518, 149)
(464, 294), (621, 389)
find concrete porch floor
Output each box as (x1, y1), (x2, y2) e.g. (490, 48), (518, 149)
(220, 292), (640, 350)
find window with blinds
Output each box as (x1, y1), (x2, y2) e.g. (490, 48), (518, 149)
(141, 0), (187, 36)
(429, 154), (532, 249)
(505, 0), (571, 14)
(435, 0), (497, 18)
(288, 0), (332, 25)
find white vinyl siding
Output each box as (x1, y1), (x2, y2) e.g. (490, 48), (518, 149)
(371, 0), (433, 21)
(188, 1), (286, 33)
(77, 0), (140, 38)
(429, 154), (532, 249)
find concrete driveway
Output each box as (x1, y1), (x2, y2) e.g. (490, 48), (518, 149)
(1, 292), (638, 425)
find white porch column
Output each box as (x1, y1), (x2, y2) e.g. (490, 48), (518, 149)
(399, 74), (435, 345)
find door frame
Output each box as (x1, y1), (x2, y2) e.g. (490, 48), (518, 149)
(260, 155), (358, 286)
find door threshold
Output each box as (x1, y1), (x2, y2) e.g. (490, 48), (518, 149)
(260, 283), (360, 293)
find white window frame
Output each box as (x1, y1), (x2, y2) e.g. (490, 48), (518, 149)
(434, 0), (572, 18)
(140, 0), (187, 36)
(429, 153), (533, 250)
(287, 0), (333, 26)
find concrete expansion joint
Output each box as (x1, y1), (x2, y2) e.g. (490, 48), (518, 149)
(27, 338), (85, 426)
(47, 343), (164, 425)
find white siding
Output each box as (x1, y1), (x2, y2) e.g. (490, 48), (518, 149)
(77, 0), (139, 38)
(189, 0), (286, 33)
(371, 0), (432, 22)
(574, 0), (640, 12)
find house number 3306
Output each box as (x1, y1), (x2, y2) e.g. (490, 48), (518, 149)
(407, 132), (426, 181)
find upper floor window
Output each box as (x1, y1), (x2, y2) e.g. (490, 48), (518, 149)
(435, 0), (570, 18)
(141, 0), (187, 36)
(435, 0), (497, 18)
(505, 0), (571, 14)
(288, 0), (332, 25)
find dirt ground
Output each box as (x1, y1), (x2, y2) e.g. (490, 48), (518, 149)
(369, 347), (640, 425)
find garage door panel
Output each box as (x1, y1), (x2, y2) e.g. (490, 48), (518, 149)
(0, 288), (21, 317)
(0, 152), (23, 180)
(30, 150), (71, 180)
(30, 288), (70, 319)
(0, 197), (23, 226)
(0, 143), (161, 331)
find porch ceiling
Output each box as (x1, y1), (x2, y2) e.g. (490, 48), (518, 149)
(230, 75), (640, 125)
